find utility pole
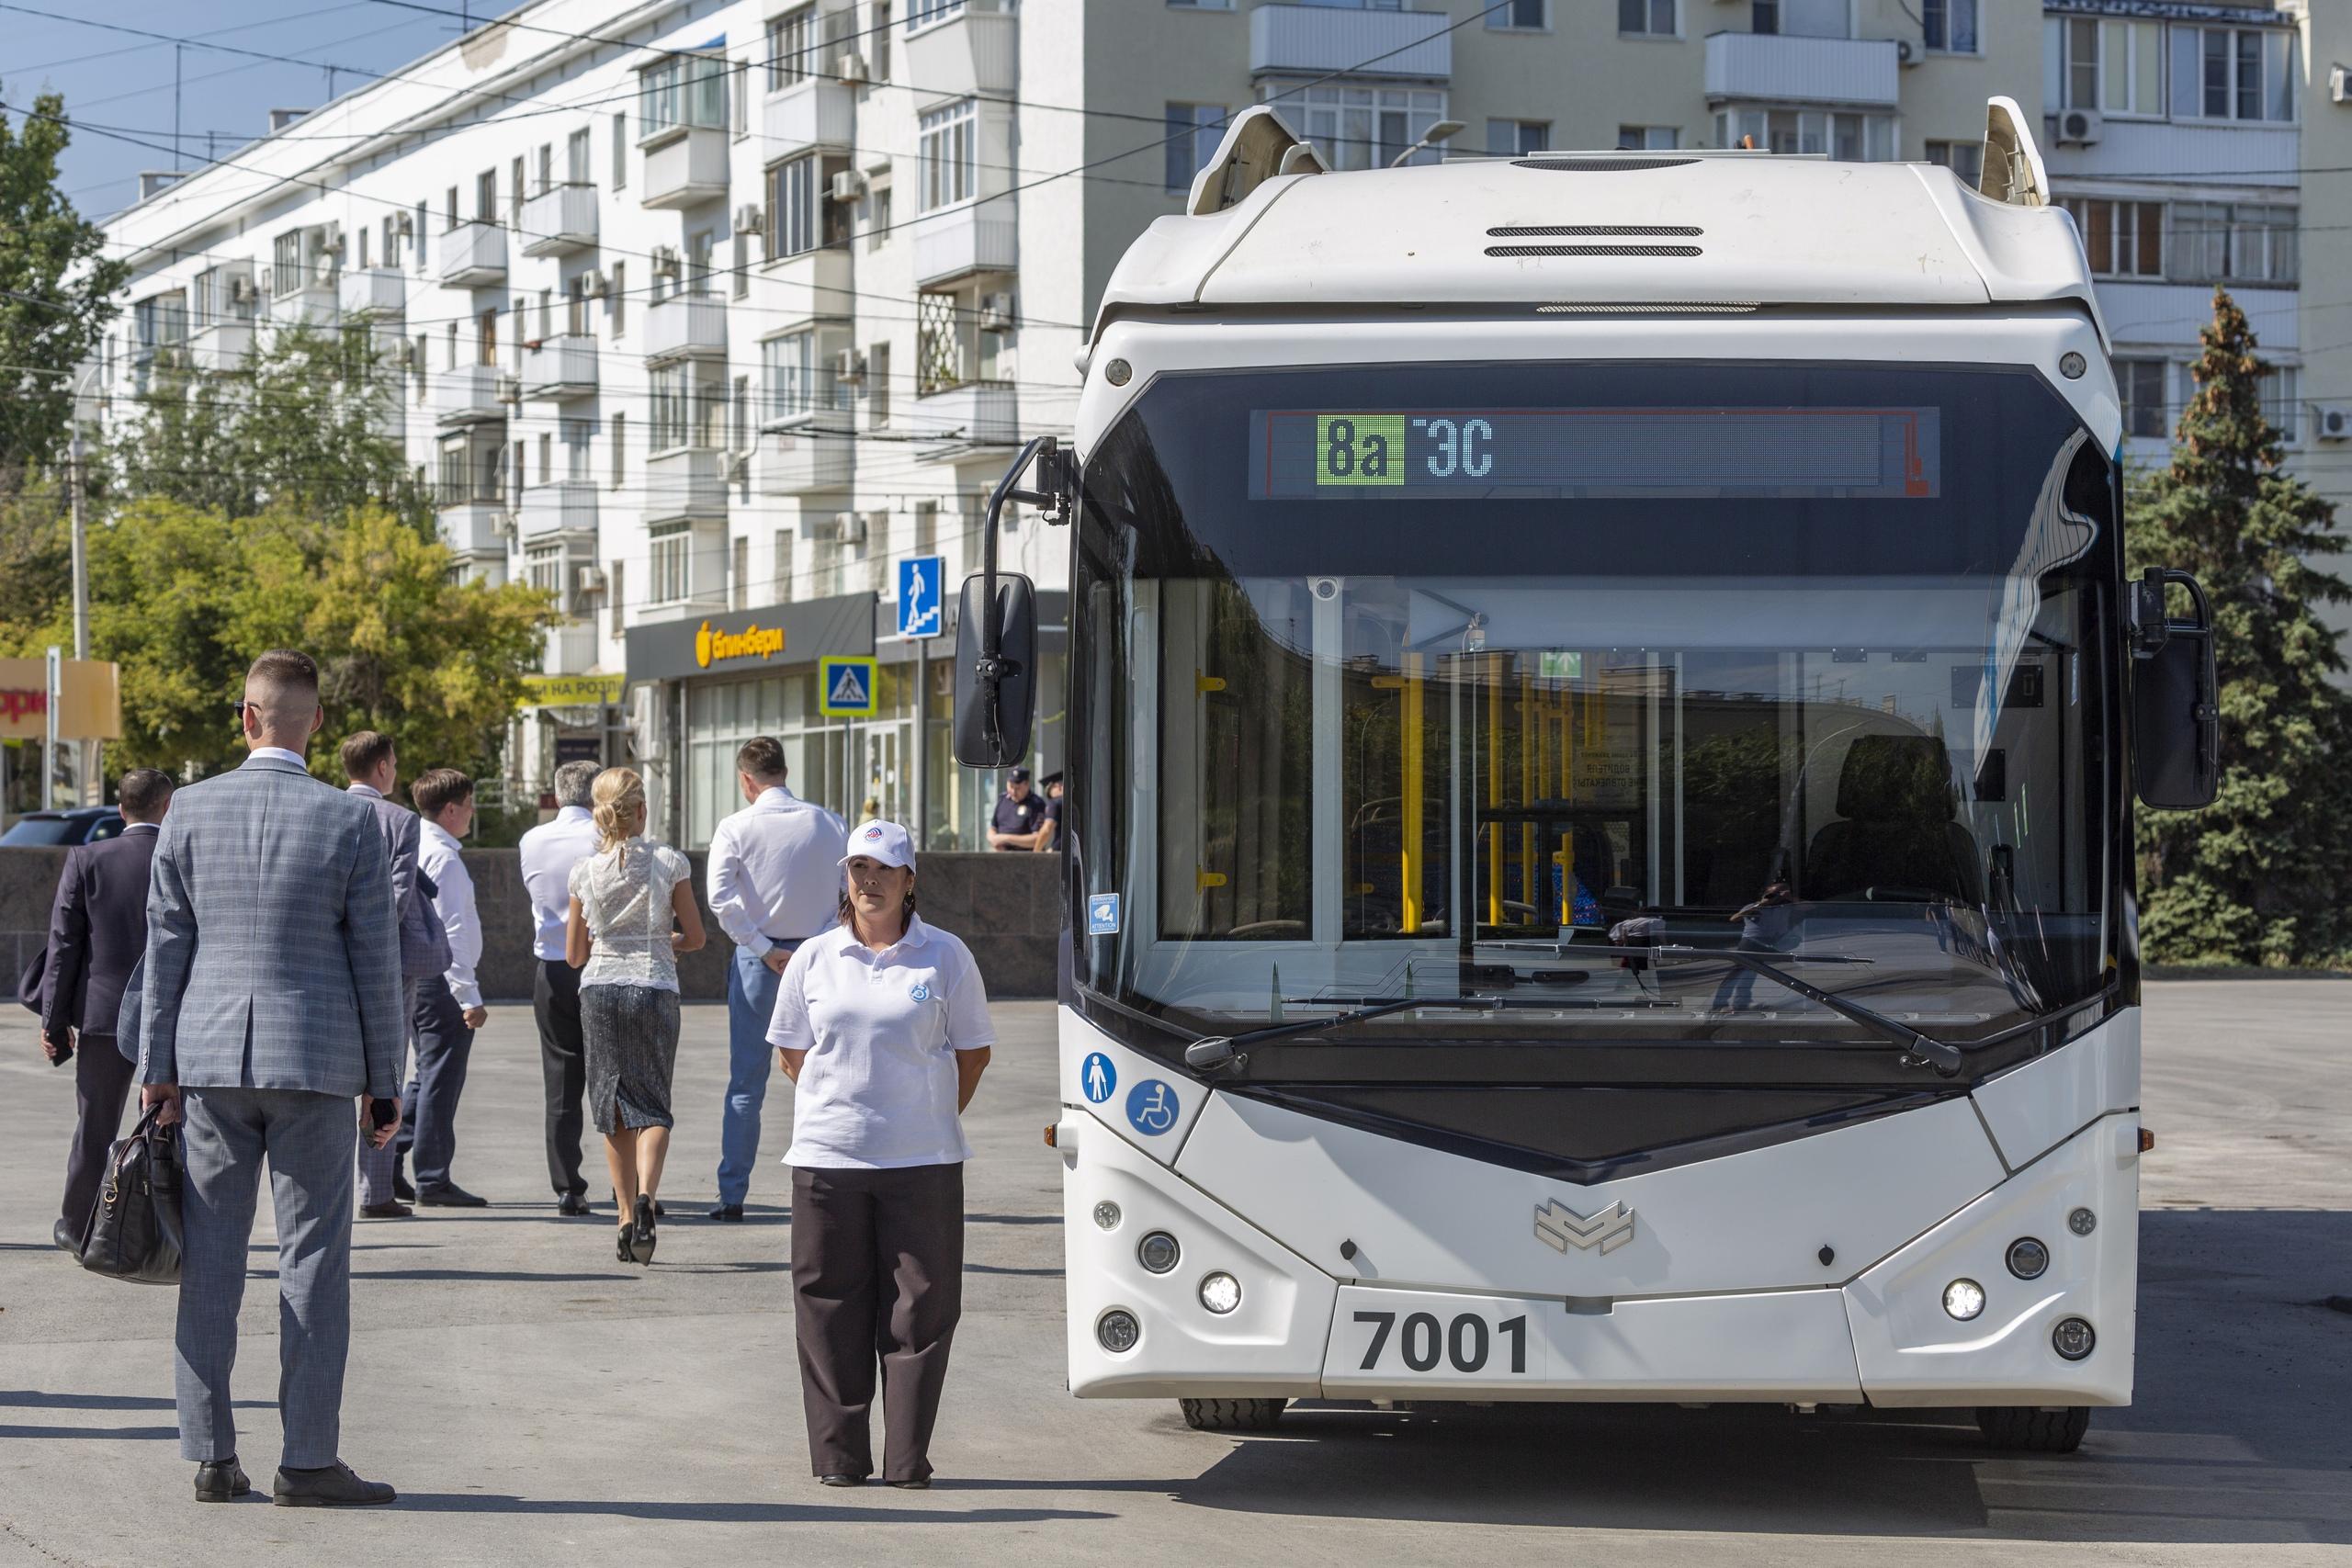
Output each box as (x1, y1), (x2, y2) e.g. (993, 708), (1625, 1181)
(174, 44), (183, 168)
(69, 437), (96, 803)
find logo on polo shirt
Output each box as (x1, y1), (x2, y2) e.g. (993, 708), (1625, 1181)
(910, 982), (931, 1002)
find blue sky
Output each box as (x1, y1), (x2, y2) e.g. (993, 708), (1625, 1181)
(6, 1), (474, 222)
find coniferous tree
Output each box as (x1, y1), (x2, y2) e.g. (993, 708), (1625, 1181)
(2127, 288), (2352, 966)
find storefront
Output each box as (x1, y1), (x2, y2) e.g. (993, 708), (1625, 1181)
(625, 592), (1064, 851)
(510, 672), (628, 810)
(0, 655), (121, 825)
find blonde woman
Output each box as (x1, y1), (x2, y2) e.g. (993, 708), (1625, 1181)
(565, 768), (704, 1263)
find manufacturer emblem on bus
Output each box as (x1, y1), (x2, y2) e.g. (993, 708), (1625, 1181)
(1534, 1199), (1636, 1256)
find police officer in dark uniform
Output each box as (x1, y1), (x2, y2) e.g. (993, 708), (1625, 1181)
(985, 769), (1044, 850)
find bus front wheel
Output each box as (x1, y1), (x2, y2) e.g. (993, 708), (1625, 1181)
(1180, 1398), (1286, 1432)
(1975, 1405), (2089, 1452)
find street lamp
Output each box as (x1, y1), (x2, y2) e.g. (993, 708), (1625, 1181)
(1389, 119), (1466, 167)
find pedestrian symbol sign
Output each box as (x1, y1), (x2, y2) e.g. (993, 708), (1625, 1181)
(897, 556), (944, 639)
(818, 655), (878, 717)
(1081, 1052), (1116, 1104)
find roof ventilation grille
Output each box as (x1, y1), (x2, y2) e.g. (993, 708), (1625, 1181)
(1510, 156), (1697, 173)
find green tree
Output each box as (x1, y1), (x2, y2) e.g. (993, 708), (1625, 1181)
(114, 320), (429, 529)
(2127, 288), (2352, 967)
(0, 91), (127, 490)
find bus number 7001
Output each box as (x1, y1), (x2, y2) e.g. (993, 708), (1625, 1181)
(1354, 1309), (1528, 1375)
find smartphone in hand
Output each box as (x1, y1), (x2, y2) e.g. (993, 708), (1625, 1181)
(368, 1098), (399, 1134)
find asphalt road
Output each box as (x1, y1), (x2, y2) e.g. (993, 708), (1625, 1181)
(0, 980), (2346, 1566)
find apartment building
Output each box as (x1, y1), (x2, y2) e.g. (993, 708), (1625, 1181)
(96, 0), (2042, 846)
(2298, 2), (2352, 675)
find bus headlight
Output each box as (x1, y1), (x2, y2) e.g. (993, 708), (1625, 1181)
(1942, 1279), (1986, 1321)
(1199, 1272), (1242, 1314)
(2006, 1237), (2050, 1280)
(1096, 1309), (1141, 1354)
(2052, 1316), (2096, 1360)
(1138, 1232), (1181, 1274)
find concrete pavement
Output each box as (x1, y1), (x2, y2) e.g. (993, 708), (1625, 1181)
(0, 982), (2346, 1565)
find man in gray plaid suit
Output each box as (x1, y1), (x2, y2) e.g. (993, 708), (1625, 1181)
(138, 650), (405, 1507)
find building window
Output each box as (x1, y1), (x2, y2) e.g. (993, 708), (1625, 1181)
(1489, 119), (1553, 156)
(2062, 17), (2164, 116)
(1165, 104), (1228, 191)
(650, 524), (693, 605)
(869, 186), (893, 251)
(2117, 359), (2168, 440)
(611, 261), (628, 335)
(1753, 0), (1845, 36)
(1487, 0), (1545, 29)
(769, 6), (816, 90)
(2181, 26), (2296, 123)
(773, 529), (794, 604)
(611, 412), (628, 485)
(639, 51), (729, 139)
(907, 0), (964, 28)
(1715, 107), (1893, 160)
(2265, 363), (2300, 444)
(1281, 84), (1447, 172)
(764, 331), (843, 421)
(612, 113), (628, 187)
(2056, 197), (2160, 277)
(651, 365), (721, 451)
(768, 155), (820, 255)
(869, 341), (890, 426)
(1922, 0), (1977, 53)
(732, 536), (750, 609)
(2170, 202), (2296, 285)
(526, 544), (564, 600)
(920, 99), (977, 210)
(272, 230), (304, 297)
(1614, 126), (1679, 152)
(1925, 140), (1984, 187)
(1619, 0), (1674, 38)
(609, 559), (626, 635)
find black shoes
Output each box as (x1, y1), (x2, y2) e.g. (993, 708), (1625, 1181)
(817, 1473), (864, 1488)
(557, 1191), (592, 1216)
(652, 1200), (666, 1218)
(707, 1203), (744, 1223)
(632, 1194), (657, 1264)
(194, 1457), (250, 1503)
(52, 1218), (79, 1255)
(888, 1478), (932, 1491)
(358, 1201), (413, 1220)
(272, 1461), (395, 1507)
(391, 1172), (416, 1202)
(415, 1184), (488, 1208)
(616, 1225), (638, 1264)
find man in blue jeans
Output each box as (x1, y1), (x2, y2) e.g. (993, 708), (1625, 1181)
(704, 737), (848, 1221)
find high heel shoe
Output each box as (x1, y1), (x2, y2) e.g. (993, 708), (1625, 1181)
(616, 1224), (638, 1264)
(632, 1194), (657, 1265)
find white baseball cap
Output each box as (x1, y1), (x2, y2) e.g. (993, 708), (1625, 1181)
(842, 818), (916, 871)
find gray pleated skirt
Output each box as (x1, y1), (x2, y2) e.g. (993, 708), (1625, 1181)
(580, 983), (681, 1134)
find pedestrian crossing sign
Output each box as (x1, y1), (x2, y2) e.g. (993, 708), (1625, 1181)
(818, 655), (878, 717)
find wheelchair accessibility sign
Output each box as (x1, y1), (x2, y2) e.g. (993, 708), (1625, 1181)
(1126, 1079), (1179, 1136)
(818, 655), (877, 717)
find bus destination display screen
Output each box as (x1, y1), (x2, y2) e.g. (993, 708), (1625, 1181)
(1248, 407), (1940, 501)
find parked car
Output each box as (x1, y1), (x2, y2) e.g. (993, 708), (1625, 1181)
(0, 807), (125, 847)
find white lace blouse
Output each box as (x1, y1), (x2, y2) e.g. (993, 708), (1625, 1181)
(569, 839), (693, 992)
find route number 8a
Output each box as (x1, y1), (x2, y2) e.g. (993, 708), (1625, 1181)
(1354, 1310), (1528, 1374)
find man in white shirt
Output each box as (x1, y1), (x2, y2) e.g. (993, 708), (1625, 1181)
(706, 736), (848, 1222)
(519, 760), (605, 1215)
(402, 768), (488, 1208)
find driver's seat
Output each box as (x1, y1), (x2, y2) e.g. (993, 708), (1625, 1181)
(1804, 735), (1981, 904)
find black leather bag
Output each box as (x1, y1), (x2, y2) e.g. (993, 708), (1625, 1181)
(15, 942), (46, 1016)
(78, 1103), (184, 1286)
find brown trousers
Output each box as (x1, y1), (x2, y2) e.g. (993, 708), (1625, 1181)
(789, 1161), (965, 1483)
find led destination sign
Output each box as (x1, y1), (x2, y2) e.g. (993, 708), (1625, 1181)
(1249, 407), (1939, 501)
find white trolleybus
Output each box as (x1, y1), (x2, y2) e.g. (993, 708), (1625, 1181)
(946, 98), (2218, 1455)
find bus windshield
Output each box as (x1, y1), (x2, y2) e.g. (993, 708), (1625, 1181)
(1069, 360), (2119, 1067)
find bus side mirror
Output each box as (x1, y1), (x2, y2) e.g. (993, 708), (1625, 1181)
(953, 571), (1036, 768)
(2128, 568), (2220, 810)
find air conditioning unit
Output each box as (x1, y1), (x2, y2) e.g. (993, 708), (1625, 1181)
(229, 275), (258, 306)
(978, 291), (1014, 332)
(837, 53), (868, 84)
(727, 451), (752, 479)
(582, 269), (610, 297)
(495, 373), (522, 404)
(574, 563), (606, 593)
(651, 245), (681, 277)
(2056, 108), (2103, 146)
(733, 203), (765, 235)
(834, 346), (865, 382)
(830, 169), (865, 203)
(2333, 63), (2350, 105)
(2318, 404), (2352, 441)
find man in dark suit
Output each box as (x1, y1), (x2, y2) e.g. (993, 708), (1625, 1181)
(41, 767), (175, 1253)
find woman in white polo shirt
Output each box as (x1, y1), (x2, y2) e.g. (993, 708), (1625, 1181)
(766, 819), (994, 1490)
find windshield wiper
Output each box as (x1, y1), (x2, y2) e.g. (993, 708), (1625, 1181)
(1184, 998), (1500, 1070)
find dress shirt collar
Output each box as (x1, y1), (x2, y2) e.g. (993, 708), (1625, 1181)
(754, 785), (799, 810)
(245, 745), (309, 770)
(554, 805), (594, 824)
(420, 818), (463, 855)
(347, 781), (385, 799)
(122, 821), (160, 836)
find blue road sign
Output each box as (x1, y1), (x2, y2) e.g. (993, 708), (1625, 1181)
(1126, 1079), (1179, 1136)
(818, 655), (877, 717)
(898, 555), (944, 638)
(1080, 1052), (1117, 1104)
(1087, 892), (1122, 935)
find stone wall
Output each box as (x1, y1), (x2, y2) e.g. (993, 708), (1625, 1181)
(3, 846), (1060, 1005)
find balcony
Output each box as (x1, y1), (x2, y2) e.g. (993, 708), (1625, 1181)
(645, 447), (730, 523)
(435, 363), (512, 425)
(520, 184), (599, 255)
(639, 124), (730, 209)
(542, 620), (601, 676)
(1250, 4), (1451, 80)
(911, 381), (1016, 447)
(765, 243), (856, 321)
(1703, 31), (1899, 107)
(339, 266), (406, 319)
(269, 283), (339, 328)
(904, 2), (1018, 108)
(188, 320), (254, 374)
(643, 292), (729, 364)
(435, 496), (507, 558)
(756, 415), (854, 494)
(763, 76), (854, 152)
(519, 479), (599, 540)
(912, 201), (1017, 288)
(523, 334), (598, 400)
(438, 220), (509, 288)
